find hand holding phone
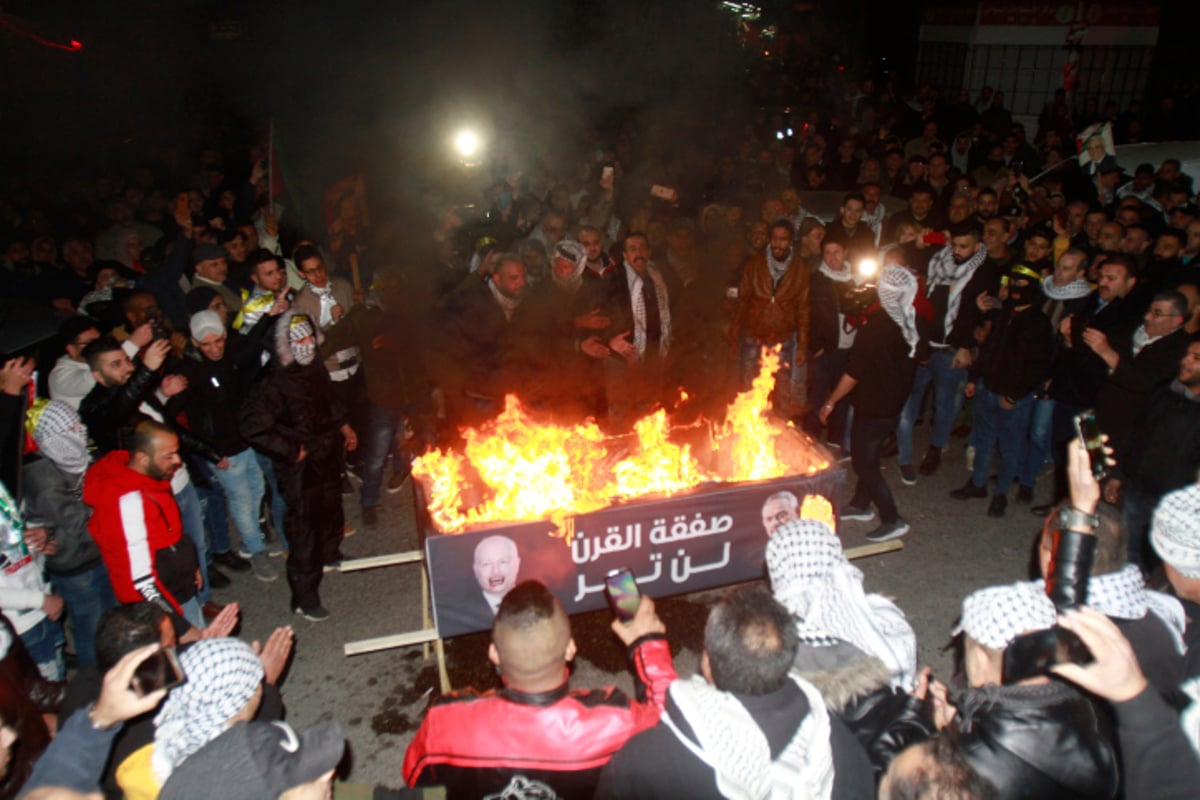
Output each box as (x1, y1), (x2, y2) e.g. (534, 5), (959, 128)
(131, 646), (186, 697)
(604, 568), (641, 624)
(1073, 411), (1109, 482)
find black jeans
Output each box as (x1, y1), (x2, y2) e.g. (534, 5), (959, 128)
(275, 435), (345, 611)
(850, 412), (901, 524)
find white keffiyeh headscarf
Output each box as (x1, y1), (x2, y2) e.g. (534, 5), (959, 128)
(663, 674), (835, 800)
(28, 399), (90, 476)
(152, 638), (265, 783)
(625, 262), (671, 359)
(926, 243), (987, 337)
(1151, 483), (1200, 578)
(1040, 274), (1092, 301)
(817, 260), (853, 284)
(767, 519), (917, 689)
(552, 241), (588, 293)
(877, 265), (920, 358)
(954, 582), (1057, 650)
(1043, 565), (1187, 654)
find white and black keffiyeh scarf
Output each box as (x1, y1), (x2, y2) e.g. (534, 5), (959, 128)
(153, 638), (265, 783)
(308, 282), (338, 327)
(955, 582), (1057, 650)
(817, 260), (853, 284)
(926, 244), (987, 336)
(1040, 275), (1092, 301)
(663, 674), (835, 800)
(487, 278), (523, 321)
(1074, 565), (1186, 654)
(877, 265), (920, 358)
(767, 519), (917, 689)
(1151, 483), (1200, 579)
(625, 262), (671, 359)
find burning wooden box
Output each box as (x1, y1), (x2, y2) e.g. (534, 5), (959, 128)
(416, 350), (846, 638)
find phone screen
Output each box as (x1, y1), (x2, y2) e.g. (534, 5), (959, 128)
(131, 647), (186, 696)
(1002, 626), (1093, 684)
(1073, 411), (1107, 481)
(604, 568), (640, 623)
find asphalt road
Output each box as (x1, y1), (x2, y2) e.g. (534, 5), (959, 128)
(219, 422), (1042, 789)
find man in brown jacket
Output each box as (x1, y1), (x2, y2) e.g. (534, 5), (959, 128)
(734, 219), (810, 417)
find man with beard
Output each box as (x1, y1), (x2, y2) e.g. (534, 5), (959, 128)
(952, 265), (1054, 516)
(441, 254), (539, 426)
(883, 184), (944, 245)
(524, 241), (611, 420)
(1136, 228), (1190, 301)
(734, 220), (809, 419)
(84, 421), (204, 633)
(819, 264), (925, 542)
(232, 249), (292, 338)
(1035, 255), (1142, 514)
(240, 310), (358, 621)
(578, 225), (616, 281)
(896, 224), (994, 484)
(974, 188), (1000, 224)
(603, 233), (673, 429)
(805, 239), (864, 450)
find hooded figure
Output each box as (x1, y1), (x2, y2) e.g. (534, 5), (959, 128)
(240, 308), (355, 620)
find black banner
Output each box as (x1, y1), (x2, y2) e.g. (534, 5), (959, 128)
(425, 469), (845, 638)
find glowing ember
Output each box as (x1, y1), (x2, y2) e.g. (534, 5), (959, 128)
(414, 347), (831, 534)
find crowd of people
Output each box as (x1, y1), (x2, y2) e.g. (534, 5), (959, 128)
(0, 70), (1199, 798)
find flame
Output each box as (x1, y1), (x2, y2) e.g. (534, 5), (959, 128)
(799, 494), (836, 530)
(414, 346), (831, 534)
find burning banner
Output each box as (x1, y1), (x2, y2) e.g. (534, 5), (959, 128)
(416, 348), (846, 637)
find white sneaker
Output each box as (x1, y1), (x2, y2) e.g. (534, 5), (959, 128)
(866, 520), (910, 542)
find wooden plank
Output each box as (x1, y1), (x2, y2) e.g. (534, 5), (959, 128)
(344, 628), (439, 656)
(333, 550), (424, 573)
(845, 540), (904, 560)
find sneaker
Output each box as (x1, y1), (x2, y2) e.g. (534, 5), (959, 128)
(839, 505), (875, 522)
(918, 446), (942, 476)
(1016, 485), (1034, 504)
(362, 505), (379, 527)
(265, 540), (285, 557)
(386, 471), (410, 493)
(294, 605), (330, 622)
(251, 552), (279, 582)
(207, 566), (231, 589)
(950, 481), (988, 500)
(987, 495), (1008, 518)
(866, 520), (910, 542)
(899, 464), (917, 486)
(212, 550), (251, 573)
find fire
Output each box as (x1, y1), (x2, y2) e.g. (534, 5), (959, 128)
(414, 347), (830, 534)
(799, 494), (836, 530)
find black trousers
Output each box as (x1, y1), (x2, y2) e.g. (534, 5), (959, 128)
(849, 412), (901, 524)
(274, 437), (345, 611)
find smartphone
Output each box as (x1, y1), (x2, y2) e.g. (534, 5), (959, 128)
(650, 185), (677, 203)
(604, 567), (641, 624)
(131, 647), (186, 697)
(1073, 411), (1108, 481)
(1002, 625), (1093, 684)
(922, 231), (947, 246)
(175, 193), (190, 219)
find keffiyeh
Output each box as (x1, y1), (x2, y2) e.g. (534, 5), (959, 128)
(487, 278), (522, 321)
(153, 638), (265, 783)
(27, 399), (90, 475)
(625, 263), (671, 359)
(877, 265), (920, 358)
(767, 519), (917, 689)
(1040, 275), (1092, 302)
(663, 674), (834, 800)
(954, 582), (1056, 650)
(1151, 483), (1200, 578)
(817, 260), (853, 284)
(287, 315), (317, 366)
(926, 243), (987, 338)
(765, 245), (793, 286)
(1081, 564), (1186, 654)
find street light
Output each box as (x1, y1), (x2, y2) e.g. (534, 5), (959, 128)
(454, 129), (480, 159)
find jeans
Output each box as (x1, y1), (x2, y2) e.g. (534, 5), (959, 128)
(179, 597), (205, 630)
(805, 348), (851, 446)
(255, 450), (288, 550)
(1019, 397), (1055, 488)
(174, 482), (210, 604)
(210, 449), (268, 555)
(360, 403), (408, 509)
(740, 335), (799, 416)
(52, 562), (117, 668)
(20, 616), (65, 681)
(898, 350), (968, 466)
(193, 463), (231, 555)
(1049, 400), (1087, 503)
(969, 383), (1036, 495)
(1122, 482), (1159, 571)
(849, 413), (901, 524)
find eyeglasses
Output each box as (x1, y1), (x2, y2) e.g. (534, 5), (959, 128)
(1148, 308), (1182, 318)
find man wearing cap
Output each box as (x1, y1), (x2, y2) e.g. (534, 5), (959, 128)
(190, 243), (242, 318)
(405, 581), (676, 797)
(160, 720), (345, 800)
(241, 309), (357, 622)
(951, 264), (1053, 515)
(733, 218), (809, 419)
(934, 581), (1118, 799)
(172, 310), (280, 582)
(1151, 483), (1200, 676)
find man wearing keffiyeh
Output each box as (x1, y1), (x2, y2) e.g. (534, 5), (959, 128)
(895, 224), (995, 483)
(1151, 482), (1200, 677)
